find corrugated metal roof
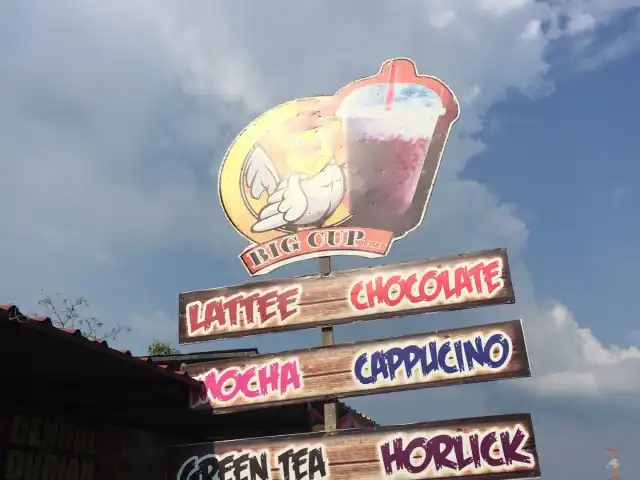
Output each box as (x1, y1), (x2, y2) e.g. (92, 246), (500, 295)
(309, 401), (378, 427)
(340, 402), (378, 427)
(139, 348), (260, 365)
(0, 304), (200, 386)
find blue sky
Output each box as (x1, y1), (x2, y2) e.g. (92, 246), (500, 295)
(469, 46), (640, 347)
(2, 1), (640, 478)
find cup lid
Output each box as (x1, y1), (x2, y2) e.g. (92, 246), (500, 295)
(337, 82), (444, 117)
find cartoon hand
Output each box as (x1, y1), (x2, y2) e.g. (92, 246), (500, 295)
(251, 164), (346, 233)
(252, 174), (308, 232)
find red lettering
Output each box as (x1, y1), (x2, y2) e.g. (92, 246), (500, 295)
(468, 263), (485, 293)
(366, 276), (383, 306)
(195, 359), (303, 407)
(259, 361), (280, 396)
(483, 260), (503, 295)
(225, 295), (243, 326)
(186, 287), (301, 335)
(280, 360), (302, 394)
(216, 368), (240, 402)
(240, 293), (260, 324)
(436, 270), (453, 299)
(348, 258), (505, 312)
(187, 302), (205, 333)
(203, 300), (225, 328)
(277, 288), (300, 321)
(453, 266), (474, 297)
(239, 367), (259, 398)
(404, 274), (422, 303)
(349, 282), (368, 311)
(382, 275), (404, 307)
(257, 290), (279, 323)
(418, 270), (440, 302)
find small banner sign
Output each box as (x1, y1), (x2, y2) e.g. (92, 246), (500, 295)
(179, 248), (514, 344)
(168, 413), (540, 480)
(187, 320), (529, 414)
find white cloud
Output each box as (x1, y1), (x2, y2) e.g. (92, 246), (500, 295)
(580, 13), (640, 71)
(566, 11), (597, 34)
(518, 302), (640, 397)
(2, 0), (640, 406)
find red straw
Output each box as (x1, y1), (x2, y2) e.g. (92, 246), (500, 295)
(384, 60), (398, 111)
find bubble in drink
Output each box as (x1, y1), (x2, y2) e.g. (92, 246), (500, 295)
(337, 83), (445, 230)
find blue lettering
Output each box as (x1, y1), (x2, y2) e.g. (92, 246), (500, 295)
(351, 332), (512, 386)
(386, 347), (405, 380)
(371, 351), (390, 380)
(464, 336), (486, 370)
(404, 345), (423, 378)
(438, 342), (457, 374)
(484, 333), (510, 368)
(453, 340), (466, 372)
(354, 352), (374, 384)
(424, 342), (439, 376)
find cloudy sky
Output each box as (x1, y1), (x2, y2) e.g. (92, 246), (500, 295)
(2, 0), (640, 478)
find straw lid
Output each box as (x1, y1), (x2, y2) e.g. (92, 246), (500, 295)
(337, 81), (445, 117)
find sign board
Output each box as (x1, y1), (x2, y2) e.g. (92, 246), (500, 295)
(187, 320), (529, 413)
(179, 248), (514, 344)
(168, 413), (540, 480)
(217, 58), (460, 275)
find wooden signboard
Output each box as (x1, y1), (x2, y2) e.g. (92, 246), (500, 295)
(187, 320), (529, 414)
(179, 248), (514, 344)
(168, 413), (540, 480)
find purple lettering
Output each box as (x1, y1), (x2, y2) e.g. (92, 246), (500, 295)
(501, 427), (532, 466)
(378, 426), (533, 476)
(380, 437), (406, 475)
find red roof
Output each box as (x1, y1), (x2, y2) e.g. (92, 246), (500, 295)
(0, 304), (200, 387)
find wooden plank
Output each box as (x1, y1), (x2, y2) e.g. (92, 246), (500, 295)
(185, 320), (529, 414)
(179, 248), (515, 343)
(167, 413), (541, 480)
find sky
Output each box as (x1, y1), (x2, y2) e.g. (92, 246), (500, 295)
(1, 0), (640, 478)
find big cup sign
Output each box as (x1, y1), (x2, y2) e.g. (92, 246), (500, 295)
(217, 58), (459, 276)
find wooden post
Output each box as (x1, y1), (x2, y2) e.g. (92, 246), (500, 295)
(319, 256), (337, 431)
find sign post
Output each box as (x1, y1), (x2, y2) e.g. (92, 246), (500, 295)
(319, 256), (337, 432)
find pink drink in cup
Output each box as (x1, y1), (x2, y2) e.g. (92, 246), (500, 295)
(338, 81), (445, 230)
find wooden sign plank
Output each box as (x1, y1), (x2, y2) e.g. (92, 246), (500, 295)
(168, 413), (540, 480)
(179, 248), (515, 344)
(186, 320), (529, 414)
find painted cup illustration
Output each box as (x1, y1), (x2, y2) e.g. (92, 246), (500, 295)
(337, 74), (446, 231)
